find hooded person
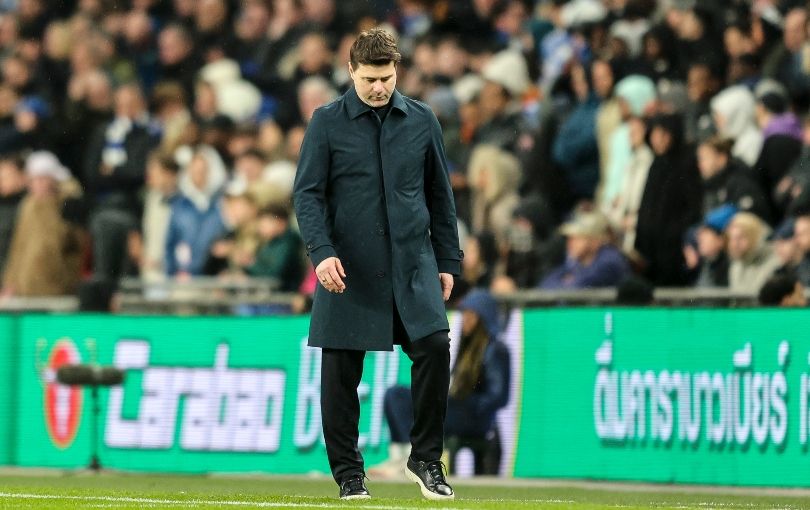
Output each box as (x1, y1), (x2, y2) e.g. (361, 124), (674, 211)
(711, 85), (763, 168)
(2, 151), (83, 296)
(375, 289), (511, 476)
(634, 113), (704, 286)
(600, 75), (657, 209)
(165, 145), (229, 276)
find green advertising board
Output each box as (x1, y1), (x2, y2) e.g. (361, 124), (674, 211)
(14, 315), (411, 473)
(516, 308), (810, 486)
(0, 316), (15, 465)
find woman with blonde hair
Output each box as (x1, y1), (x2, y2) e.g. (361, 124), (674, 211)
(727, 212), (782, 293)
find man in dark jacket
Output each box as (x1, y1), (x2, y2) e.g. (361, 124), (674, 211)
(293, 29), (462, 501)
(0, 156), (26, 278)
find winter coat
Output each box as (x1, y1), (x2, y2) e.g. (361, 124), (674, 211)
(294, 87), (462, 351)
(702, 160), (772, 224)
(246, 227), (305, 292)
(0, 191), (24, 278)
(552, 94), (601, 199)
(729, 244), (782, 294)
(540, 244), (630, 289)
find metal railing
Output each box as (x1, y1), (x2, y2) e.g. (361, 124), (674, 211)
(0, 281), (772, 315)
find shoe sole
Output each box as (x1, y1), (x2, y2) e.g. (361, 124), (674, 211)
(340, 494), (371, 500)
(405, 466), (455, 501)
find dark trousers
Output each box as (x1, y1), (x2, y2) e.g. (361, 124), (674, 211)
(320, 312), (450, 483)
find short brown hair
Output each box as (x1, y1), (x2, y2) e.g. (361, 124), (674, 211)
(700, 135), (734, 156)
(349, 28), (401, 69)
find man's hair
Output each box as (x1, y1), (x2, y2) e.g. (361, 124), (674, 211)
(759, 274), (799, 306)
(349, 28), (401, 69)
(259, 203), (290, 221)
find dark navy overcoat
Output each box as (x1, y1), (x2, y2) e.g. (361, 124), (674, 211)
(293, 87), (462, 351)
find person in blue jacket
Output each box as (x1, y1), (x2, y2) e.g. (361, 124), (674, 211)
(376, 289), (511, 476)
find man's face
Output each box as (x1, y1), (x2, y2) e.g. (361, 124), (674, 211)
(591, 60), (613, 99)
(349, 61), (397, 108)
(697, 227), (725, 259)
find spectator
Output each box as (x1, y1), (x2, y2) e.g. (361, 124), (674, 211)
(138, 153), (181, 282)
(84, 82), (159, 280)
(600, 74), (656, 209)
(684, 62), (721, 144)
(592, 58), (621, 192)
(634, 113), (703, 286)
(540, 211), (630, 289)
(467, 144), (521, 244)
(377, 290), (510, 477)
(246, 204), (304, 292)
(772, 219), (803, 276)
(696, 136), (771, 223)
(476, 50), (530, 150)
(773, 115), (810, 218)
(727, 212), (781, 293)
(157, 23), (202, 100)
(165, 145), (227, 277)
(691, 204), (736, 288)
(551, 62), (601, 201)
(753, 86), (803, 198)
(2, 151), (82, 296)
(0, 155), (25, 278)
(456, 230), (499, 297)
(758, 274), (807, 307)
(606, 116), (653, 253)
(711, 85), (762, 168)
(205, 185), (261, 276)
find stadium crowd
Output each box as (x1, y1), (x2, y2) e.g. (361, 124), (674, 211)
(0, 0), (809, 310)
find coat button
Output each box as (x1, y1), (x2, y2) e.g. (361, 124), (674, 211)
(376, 271), (386, 278)
(377, 228), (385, 236)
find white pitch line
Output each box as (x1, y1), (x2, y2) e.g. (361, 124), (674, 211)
(0, 492), (482, 510)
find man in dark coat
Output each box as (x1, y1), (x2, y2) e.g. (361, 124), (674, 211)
(293, 29), (461, 501)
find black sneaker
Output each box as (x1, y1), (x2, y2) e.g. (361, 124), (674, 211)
(405, 457), (454, 500)
(339, 473), (371, 500)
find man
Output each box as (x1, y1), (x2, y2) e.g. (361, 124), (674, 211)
(293, 28), (461, 501)
(540, 211), (629, 289)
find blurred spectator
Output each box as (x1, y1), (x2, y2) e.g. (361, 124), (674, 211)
(157, 23), (202, 99)
(540, 211), (629, 289)
(150, 81), (192, 158)
(57, 69), (114, 175)
(600, 74), (656, 209)
(773, 115), (810, 218)
(606, 116), (652, 253)
(2, 151), (82, 296)
(551, 62), (600, 201)
(297, 75), (337, 125)
(205, 185), (260, 276)
(772, 219), (803, 276)
(753, 85), (803, 198)
(689, 204), (736, 288)
(592, 58), (621, 193)
(727, 212), (781, 293)
(378, 290), (509, 477)
(634, 113), (702, 286)
(165, 145), (227, 277)
(476, 50), (530, 150)
(84, 82), (159, 280)
(711, 85), (762, 167)
(684, 62), (720, 144)
(246, 204), (304, 292)
(501, 195), (565, 290)
(696, 136), (771, 223)
(758, 273), (807, 307)
(0, 154), (25, 278)
(456, 230), (499, 298)
(467, 144), (521, 244)
(137, 153), (181, 282)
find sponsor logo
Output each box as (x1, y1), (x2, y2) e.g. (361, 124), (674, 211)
(43, 339), (82, 449)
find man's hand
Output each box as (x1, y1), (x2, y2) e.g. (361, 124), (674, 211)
(439, 273), (453, 301)
(316, 257), (346, 293)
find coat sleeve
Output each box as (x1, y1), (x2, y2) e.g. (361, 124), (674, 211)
(293, 109), (337, 269)
(425, 111), (462, 275)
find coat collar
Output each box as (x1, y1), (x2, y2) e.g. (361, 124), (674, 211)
(345, 86), (408, 119)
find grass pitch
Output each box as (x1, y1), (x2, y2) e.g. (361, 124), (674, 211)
(0, 471), (809, 509)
